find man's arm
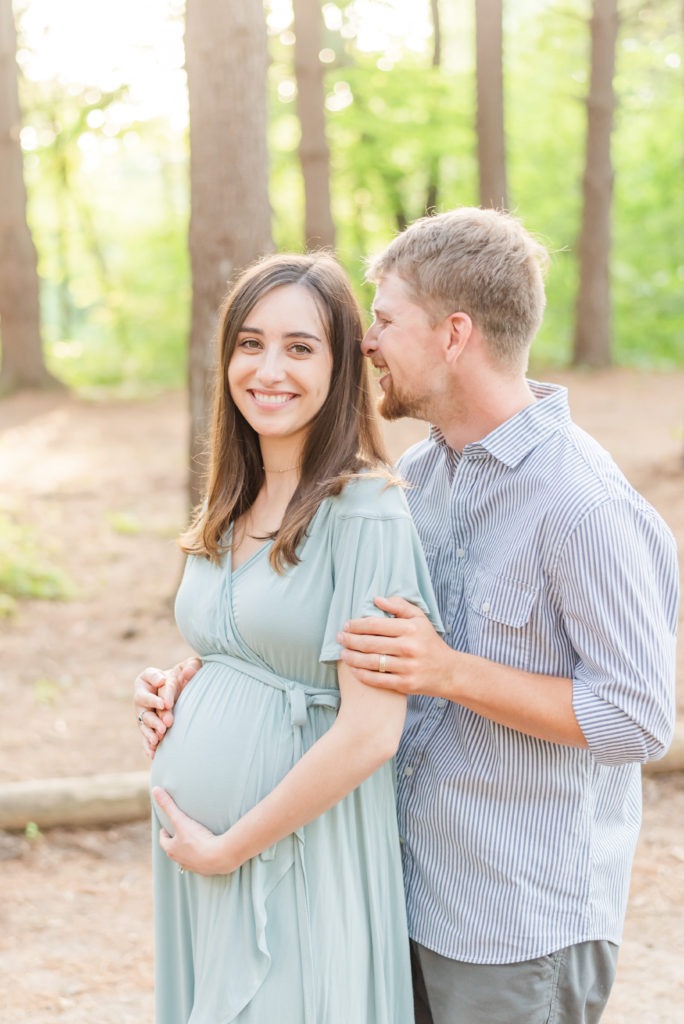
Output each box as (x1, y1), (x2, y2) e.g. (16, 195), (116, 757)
(338, 597), (588, 748)
(339, 499), (679, 763)
(553, 499), (678, 764)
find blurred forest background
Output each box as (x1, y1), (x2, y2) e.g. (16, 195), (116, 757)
(0, 0), (683, 595)
(2, 0), (682, 384)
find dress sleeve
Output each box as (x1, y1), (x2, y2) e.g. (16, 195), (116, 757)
(319, 483), (443, 663)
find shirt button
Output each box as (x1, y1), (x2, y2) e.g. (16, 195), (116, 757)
(456, 547), (465, 558)
(481, 601), (491, 612)
(436, 698), (447, 708)
(403, 766), (414, 777)
(399, 835), (405, 845)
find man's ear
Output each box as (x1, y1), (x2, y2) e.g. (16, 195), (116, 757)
(445, 311), (473, 364)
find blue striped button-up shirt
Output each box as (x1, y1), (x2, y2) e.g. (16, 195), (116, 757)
(396, 381), (679, 964)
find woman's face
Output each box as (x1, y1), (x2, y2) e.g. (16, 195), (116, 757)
(228, 284), (333, 450)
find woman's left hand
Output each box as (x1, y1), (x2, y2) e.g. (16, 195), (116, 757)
(152, 787), (232, 876)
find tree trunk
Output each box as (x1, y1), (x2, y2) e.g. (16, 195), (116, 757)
(425, 0), (441, 213)
(475, 0), (508, 210)
(0, 0), (61, 393)
(573, 0), (618, 368)
(292, 0), (335, 249)
(185, 0), (273, 507)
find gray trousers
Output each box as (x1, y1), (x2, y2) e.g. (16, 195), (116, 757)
(411, 939), (619, 1024)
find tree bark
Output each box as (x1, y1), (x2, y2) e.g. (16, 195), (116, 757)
(573, 0), (618, 368)
(425, 0), (441, 213)
(475, 0), (508, 210)
(185, 0), (273, 506)
(0, 0), (61, 393)
(292, 0), (335, 249)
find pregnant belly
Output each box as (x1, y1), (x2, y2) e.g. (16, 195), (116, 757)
(149, 663), (293, 835)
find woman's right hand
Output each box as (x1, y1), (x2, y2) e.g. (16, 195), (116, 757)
(134, 657), (202, 759)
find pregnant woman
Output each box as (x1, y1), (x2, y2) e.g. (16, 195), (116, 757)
(136, 252), (441, 1023)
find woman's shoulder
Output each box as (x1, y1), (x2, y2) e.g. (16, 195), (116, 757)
(329, 470), (411, 522)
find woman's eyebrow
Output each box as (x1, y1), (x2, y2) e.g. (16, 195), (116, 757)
(284, 331), (323, 342)
(238, 326), (323, 343)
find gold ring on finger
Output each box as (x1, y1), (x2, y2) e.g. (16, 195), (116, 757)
(378, 654), (388, 673)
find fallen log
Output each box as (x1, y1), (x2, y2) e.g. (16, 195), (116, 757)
(643, 728), (684, 776)
(0, 726), (682, 832)
(0, 770), (150, 831)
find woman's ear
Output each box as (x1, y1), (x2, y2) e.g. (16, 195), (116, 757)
(445, 312), (473, 365)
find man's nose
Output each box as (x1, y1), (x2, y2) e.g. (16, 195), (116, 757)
(361, 323), (378, 355)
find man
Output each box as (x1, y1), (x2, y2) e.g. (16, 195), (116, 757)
(136, 209), (678, 1023)
(334, 207), (678, 1023)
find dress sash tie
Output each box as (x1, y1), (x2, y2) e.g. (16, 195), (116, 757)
(201, 652), (340, 762)
(198, 652), (341, 1023)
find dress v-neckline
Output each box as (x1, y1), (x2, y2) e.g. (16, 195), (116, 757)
(228, 497), (328, 577)
(228, 526), (274, 578)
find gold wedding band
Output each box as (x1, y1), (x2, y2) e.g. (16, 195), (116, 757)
(378, 654), (388, 673)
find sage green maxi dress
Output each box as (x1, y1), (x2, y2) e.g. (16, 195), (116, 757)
(150, 476), (442, 1024)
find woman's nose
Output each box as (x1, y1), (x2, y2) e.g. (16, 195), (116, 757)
(255, 346), (285, 383)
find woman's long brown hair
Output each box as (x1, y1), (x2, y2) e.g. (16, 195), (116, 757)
(180, 252), (390, 571)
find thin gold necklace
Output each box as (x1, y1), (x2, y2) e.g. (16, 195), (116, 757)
(261, 464), (300, 474)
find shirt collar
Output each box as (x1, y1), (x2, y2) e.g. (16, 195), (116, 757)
(429, 380), (571, 469)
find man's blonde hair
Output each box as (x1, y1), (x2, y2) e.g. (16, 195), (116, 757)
(366, 207), (549, 368)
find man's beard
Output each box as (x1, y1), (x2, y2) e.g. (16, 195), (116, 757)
(378, 376), (429, 422)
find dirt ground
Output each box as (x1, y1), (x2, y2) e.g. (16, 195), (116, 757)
(0, 369), (682, 1023)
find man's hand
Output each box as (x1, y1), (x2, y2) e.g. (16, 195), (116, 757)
(134, 657), (202, 758)
(337, 596), (452, 699)
(340, 598), (589, 748)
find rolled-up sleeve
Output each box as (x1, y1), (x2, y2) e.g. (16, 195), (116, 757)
(558, 498), (679, 765)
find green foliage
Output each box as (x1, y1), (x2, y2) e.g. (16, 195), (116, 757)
(268, 42), (479, 305)
(33, 677), (62, 705)
(13, 0), (684, 387)
(105, 508), (181, 539)
(0, 513), (74, 610)
(106, 510), (144, 536)
(327, 59), (477, 296)
(509, 0), (684, 368)
(611, 2), (684, 366)
(43, 216), (189, 395)
(506, 3), (587, 365)
(20, 72), (189, 395)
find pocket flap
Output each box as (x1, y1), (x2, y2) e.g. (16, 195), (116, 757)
(466, 572), (537, 628)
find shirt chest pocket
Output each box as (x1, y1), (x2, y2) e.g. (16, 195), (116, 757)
(465, 571), (538, 670)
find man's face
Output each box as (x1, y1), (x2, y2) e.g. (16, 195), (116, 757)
(362, 272), (448, 422)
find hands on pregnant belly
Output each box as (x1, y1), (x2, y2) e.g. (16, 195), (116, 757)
(148, 659), (299, 875)
(151, 785), (237, 876)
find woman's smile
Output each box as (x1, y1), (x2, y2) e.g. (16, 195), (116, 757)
(249, 389), (298, 407)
